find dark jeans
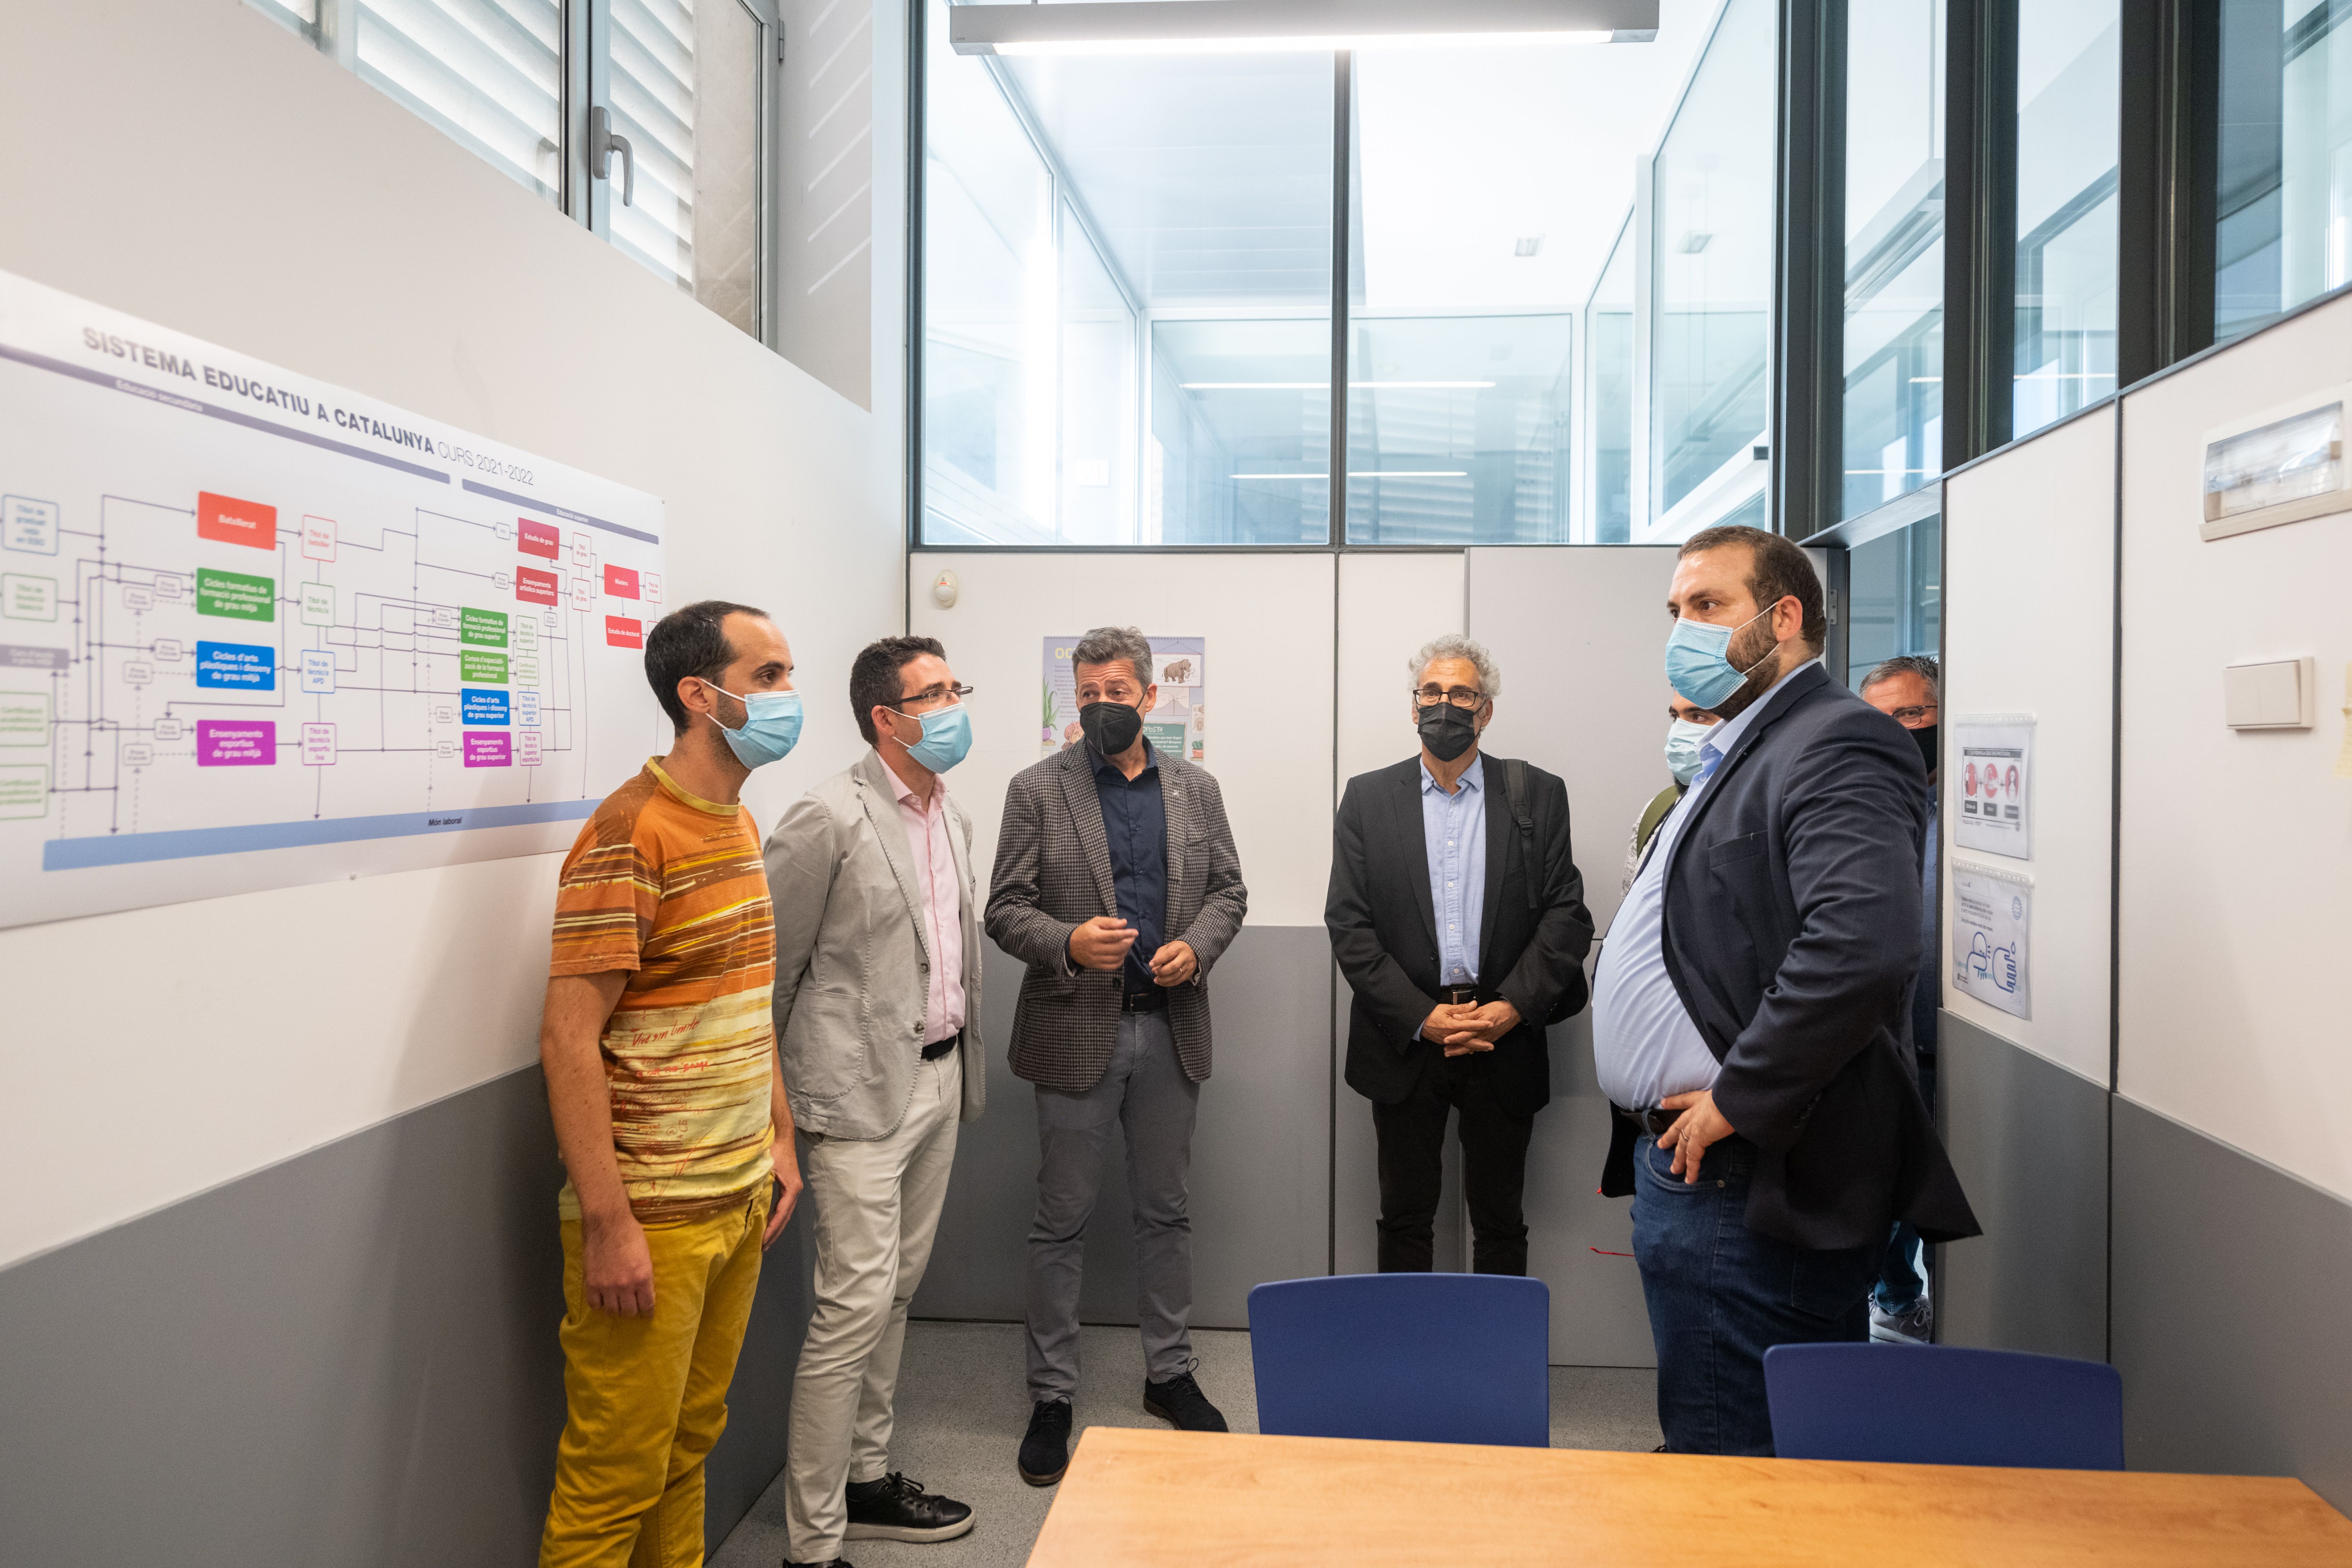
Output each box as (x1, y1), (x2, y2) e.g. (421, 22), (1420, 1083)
(1874, 1056), (1936, 1314)
(1370, 1052), (1534, 1275)
(1630, 1132), (1878, 1455)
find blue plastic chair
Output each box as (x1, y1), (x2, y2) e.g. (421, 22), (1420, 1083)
(1247, 1274), (1549, 1447)
(1764, 1342), (2124, 1469)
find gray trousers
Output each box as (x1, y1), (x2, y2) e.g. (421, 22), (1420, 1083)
(1025, 1009), (1200, 1400)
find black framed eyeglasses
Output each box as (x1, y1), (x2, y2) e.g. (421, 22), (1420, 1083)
(1413, 684), (1486, 709)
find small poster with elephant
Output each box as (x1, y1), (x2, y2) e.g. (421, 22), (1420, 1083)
(1041, 634), (1205, 763)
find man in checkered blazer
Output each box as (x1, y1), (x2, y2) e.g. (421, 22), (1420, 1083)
(984, 626), (1248, 1486)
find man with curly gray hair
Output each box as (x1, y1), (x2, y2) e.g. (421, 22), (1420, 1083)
(1325, 632), (1593, 1276)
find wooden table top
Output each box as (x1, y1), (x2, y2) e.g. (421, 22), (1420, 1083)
(1026, 1426), (2352, 1566)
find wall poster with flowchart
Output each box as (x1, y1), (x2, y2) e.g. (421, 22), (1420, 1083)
(1041, 635), (1206, 762)
(0, 268), (668, 928)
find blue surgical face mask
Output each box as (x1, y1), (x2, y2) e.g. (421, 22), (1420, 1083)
(1664, 718), (1712, 786)
(1664, 605), (1777, 710)
(890, 701), (972, 773)
(700, 680), (802, 769)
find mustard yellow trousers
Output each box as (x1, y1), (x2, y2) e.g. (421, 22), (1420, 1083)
(539, 1188), (769, 1568)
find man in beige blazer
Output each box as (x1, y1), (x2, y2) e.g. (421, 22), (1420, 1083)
(763, 635), (986, 1568)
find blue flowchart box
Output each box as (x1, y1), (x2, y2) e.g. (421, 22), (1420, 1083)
(300, 648), (335, 694)
(195, 640), (275, 691)
(514, 689), (541, 727)
(461, 689), (510, 726)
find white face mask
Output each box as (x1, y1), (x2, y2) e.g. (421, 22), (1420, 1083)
(1664, 718), (1712, 786)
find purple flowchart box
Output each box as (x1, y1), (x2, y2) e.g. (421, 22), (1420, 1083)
(463, 731), (511, 767)
(197, 719), (276, 766)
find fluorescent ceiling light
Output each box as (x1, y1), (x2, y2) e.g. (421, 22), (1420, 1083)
(950, 0), (1659, 57)
(1180, 381), (1499, 390)
(1230, 470), (1472, 478)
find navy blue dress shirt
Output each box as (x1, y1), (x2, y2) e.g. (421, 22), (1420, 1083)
(1089, 740), (1168, 992)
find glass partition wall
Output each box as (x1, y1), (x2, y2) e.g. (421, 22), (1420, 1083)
(917, 1), (1759, 546)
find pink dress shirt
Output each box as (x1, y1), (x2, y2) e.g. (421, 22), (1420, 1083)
(886, 757), (966, 1044)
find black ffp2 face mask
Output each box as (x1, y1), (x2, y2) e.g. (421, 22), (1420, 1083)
(1416, 701), (1479, 762)
(1911, 722), (1938, 771)
(1080, 699), (1144, 756)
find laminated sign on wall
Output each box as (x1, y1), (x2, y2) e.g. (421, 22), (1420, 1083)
(0, 268), (668, 928)
(1042, 635), (1206, 762)
(1953, 713), (2033, 858)
(1951, 859), (2032, 1022)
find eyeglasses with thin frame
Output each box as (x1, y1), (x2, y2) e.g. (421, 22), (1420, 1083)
(1887, 703), (1938, 725)
(1413, 684), (1487, 709)
(895, 681), (974, 714)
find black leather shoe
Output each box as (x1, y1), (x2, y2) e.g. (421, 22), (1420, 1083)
(1018, 1398), (1074, 1486)
(1143, 1370), (1228, 1432)
(843, 1472), (973, 1543)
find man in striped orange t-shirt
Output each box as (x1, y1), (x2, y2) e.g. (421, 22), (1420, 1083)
(537, 599), (808, 1568)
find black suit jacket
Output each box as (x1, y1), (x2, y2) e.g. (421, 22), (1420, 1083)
(1599, 663), (1982, 1250)
(1326, 754), (1594, 1120)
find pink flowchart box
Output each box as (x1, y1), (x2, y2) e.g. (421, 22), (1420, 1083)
(463, 731), (511, 767)
(301, 722), (336, 765)
(197, 719), (275, 765)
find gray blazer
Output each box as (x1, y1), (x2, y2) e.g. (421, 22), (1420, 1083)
(985, 743), (1247, 1092)
(765, 749), (985, 1138)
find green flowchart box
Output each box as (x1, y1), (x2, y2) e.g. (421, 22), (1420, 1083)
(0, 762), (47, 819)
(461, 607), (509, 647)
(3, 572), (57, 621)
(300, 583), (335, 626)
(460, 650), (508, 684)
(0, 690), (49, 746)
(197, 566), (274, 622)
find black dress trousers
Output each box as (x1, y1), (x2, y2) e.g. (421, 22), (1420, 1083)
(1371, 1049), (1536, 1275)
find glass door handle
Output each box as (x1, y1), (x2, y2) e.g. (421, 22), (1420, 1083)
(589, 106), (634, 207)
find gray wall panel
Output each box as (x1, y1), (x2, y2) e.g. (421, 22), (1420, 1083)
(1935, 1012), (2109, 1362)
(911, 926), (1332, 1331)
(2112, 1098), (2352, 1509)
(0, 1065), (813, 1567)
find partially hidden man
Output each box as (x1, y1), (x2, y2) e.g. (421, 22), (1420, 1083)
(536, 599), (806, 1568)
(763, 636), (986, 1568)
(1326, 634), (1595, 1276)
(984, 625), (1249, 1487)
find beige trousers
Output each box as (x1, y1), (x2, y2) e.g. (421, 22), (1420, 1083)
(784, 1046), (963, 1562)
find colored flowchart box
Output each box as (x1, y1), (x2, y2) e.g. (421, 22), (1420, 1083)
(510, 655), (540, 688)
(197, 719), (276, 765)
(301, 722), (335, 765)
(515, 690), (542, 727)
(4, 574), (57, 621)
(460, 650), (508, 684)
(197, 491), (277, 551)
(2, 644), (68, 671)
(605, 615), (642, 649)
(641, 571), (663, 605)
(0, 763), (48, 819)
(518, 518), (561, 559)
(197, 566), (274, 621)
(461, 606), (509, 646)
(300, 583), (334, 626)
(516, 565), (560, 606)
(300, 649), (335, 694)
(0, 691), (49, 746)
(300, 515), (336, 561)
(517, 729), (544, 767)
(3, 496), (59, 555)
(603, 564), (640, 599)
(463, 731), (511, 767)
(461, 689), (510, 726)
(196, 640), (276, 690)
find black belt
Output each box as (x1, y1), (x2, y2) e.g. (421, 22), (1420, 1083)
(921, 1028), (961, 1061)
(1438, 985), (1479, 1005)
(1615, 1103), (1682, 1138)
(1121, 985), (1168, 1013)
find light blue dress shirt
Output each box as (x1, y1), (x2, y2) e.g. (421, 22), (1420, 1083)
(1591, 663), (1817, 1110)
(1421, 754), (1486, 987)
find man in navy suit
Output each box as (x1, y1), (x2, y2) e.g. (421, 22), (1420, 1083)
(1591, 525), (1979, 1455)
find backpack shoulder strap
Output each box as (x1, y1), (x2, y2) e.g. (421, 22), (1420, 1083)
(1502, 758), (1540, 912)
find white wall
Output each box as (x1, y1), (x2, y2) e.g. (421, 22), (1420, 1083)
(2116, 294), (2352, 1204)
(1939, 405), (2116, 1086)
(0, 0), (906, 1268)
